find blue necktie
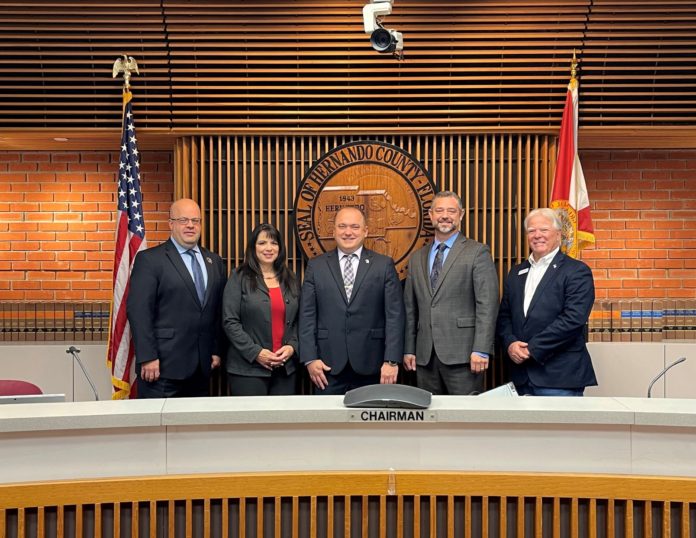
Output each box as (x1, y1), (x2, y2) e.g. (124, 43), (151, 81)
(430, 243), (447, 291)
(185, 249), (205, 304)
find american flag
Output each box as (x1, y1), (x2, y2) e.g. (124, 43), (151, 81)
(107, 90), (147, 399)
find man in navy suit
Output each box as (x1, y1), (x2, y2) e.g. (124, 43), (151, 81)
(299, 206), (405, 394)
(127, 198), (227, 398)
(496, 208), (597, 396)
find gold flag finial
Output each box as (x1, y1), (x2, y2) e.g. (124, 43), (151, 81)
(112, 55), (139, 91)
(569, 49), (579, 90)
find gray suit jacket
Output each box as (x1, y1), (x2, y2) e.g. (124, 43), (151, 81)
(404, 233), (499, 365)
(222, 269), (299, 377)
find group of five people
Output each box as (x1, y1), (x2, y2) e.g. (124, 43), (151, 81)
(127, 193), (596, 399)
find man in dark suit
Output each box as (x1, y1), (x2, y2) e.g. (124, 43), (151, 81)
(403, 191), (499, 395)
(496, 208), (597, 396)
(127, 198), (227, 398)
(299, 206), (405, 394)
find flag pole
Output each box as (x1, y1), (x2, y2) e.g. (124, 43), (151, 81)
(549, 51), (595, 258)
(107, 56), (146, 399)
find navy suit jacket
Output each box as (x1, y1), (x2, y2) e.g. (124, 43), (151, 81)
(298, 248), (405, 376)
(127, 239), (227, 380)
(496, 250), (597, 389)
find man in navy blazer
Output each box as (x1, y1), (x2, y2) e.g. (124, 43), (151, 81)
(299, 206), (405, 394)
(127, 198), (227, 398)
(496, 208), (597, 396)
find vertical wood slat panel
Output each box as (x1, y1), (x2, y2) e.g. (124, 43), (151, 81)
(464, 495), (472, 538)
(3, 475), (696, 538)
(58, 505), (65, 538)
(222, 494), (229, 538)
(571, 497), (579, 538)
(644, 500), (652, 538)
(534, 496), (542, 537)
(239, 497), (246, 538)
(175, 134), (554, 290)
(626, 499), (634, 538)
(500, 496), (507, 538)
(588, 498), (597, 538)
(37, 506), (44, 538)
(291, 496), (299, 538)
(327, 495), (334, 538)
(76, 504), (83, 538)
(344, 495), (351, 538)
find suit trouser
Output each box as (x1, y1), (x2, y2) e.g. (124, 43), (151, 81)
(417, 349), (484, 395)
(227, 370), (297, 396)
(136, 364), (209, 398)
(315, 361), (380, 395)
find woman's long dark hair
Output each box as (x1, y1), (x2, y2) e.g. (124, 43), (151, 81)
(238, 223), (298, 296)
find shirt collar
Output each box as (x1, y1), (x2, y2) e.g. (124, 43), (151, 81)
(170, 236), (199, 255)
(338, 246), (363, 260)
(528, 247), (559, 268)
(433, 231), (459, 251)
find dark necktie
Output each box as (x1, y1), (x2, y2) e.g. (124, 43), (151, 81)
(343, 253), (356, 300)
(430, 243), (447, 291)
(185, 249), (206, 304)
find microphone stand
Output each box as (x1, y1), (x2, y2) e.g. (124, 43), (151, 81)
(647, 357), (686, 398)
(66, 346), (100, 401)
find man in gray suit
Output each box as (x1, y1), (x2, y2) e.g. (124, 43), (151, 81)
(403, 191), (499, 395)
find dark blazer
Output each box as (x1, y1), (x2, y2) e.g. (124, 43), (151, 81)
(404, 234), (499, 364)
(299, 247), (405, 376)
(496, 250), (597, 389)
(127, 238), (227, 380)
(222, 269), (299, 377)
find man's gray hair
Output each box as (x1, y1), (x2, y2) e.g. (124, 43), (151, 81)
(524, 208), (562, 231)
(433, 191), (463, 210)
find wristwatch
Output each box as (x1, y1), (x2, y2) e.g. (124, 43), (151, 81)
(384, 361), (399, 366)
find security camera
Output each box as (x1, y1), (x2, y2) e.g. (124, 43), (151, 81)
(362, 0), (403, 56)
(370, 28), (403, 54)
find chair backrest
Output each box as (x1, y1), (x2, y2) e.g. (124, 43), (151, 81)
(0, 379), (43, 396)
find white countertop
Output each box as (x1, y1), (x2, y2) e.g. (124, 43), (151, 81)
(2, 395), (693, 433)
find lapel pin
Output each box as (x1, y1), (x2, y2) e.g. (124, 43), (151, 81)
(553, 264), (557, 269)
(365, 259), (369, 264)
(206, 257), (212, 264)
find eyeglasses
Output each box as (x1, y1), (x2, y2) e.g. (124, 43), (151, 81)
(169, 217), (202, 225)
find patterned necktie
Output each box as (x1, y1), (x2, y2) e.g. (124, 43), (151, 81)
(185, 249), (206, 304)
(430, 243), (447, 291)
(343, 253), (356, 300)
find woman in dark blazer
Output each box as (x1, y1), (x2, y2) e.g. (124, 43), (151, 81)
(223, 224), (300, 395)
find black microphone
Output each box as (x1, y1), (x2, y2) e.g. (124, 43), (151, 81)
(66, 346), (100, 401)
(647, 357), (686, 398)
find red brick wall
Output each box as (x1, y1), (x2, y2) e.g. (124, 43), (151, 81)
(1, 148), (694, 302)
(0, 151), (173, 301)
(581, 149), (696, 300)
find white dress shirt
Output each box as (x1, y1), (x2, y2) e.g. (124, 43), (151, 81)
(523, 247), (559, 316)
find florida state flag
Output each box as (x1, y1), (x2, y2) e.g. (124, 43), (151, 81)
(550, 71), (595, 258)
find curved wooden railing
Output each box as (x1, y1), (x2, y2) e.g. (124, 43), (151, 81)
(1, 471), (694, 537)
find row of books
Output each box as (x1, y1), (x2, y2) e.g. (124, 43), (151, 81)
(2, 300), (694, 344)
(588, 300), (696, 342)
(0, 302), (111, 342)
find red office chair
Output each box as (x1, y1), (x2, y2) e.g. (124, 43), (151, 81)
(0, 380), (43, 396)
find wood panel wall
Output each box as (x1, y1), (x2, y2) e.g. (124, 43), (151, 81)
(1, 0), (696, 149)
(2, 472), (695, 538)
(175, 134), (556, 291)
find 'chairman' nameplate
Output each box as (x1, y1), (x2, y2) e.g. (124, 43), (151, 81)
(349, 409), (437, 422)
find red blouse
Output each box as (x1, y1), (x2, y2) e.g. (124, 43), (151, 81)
(268, 287), (285, 352)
